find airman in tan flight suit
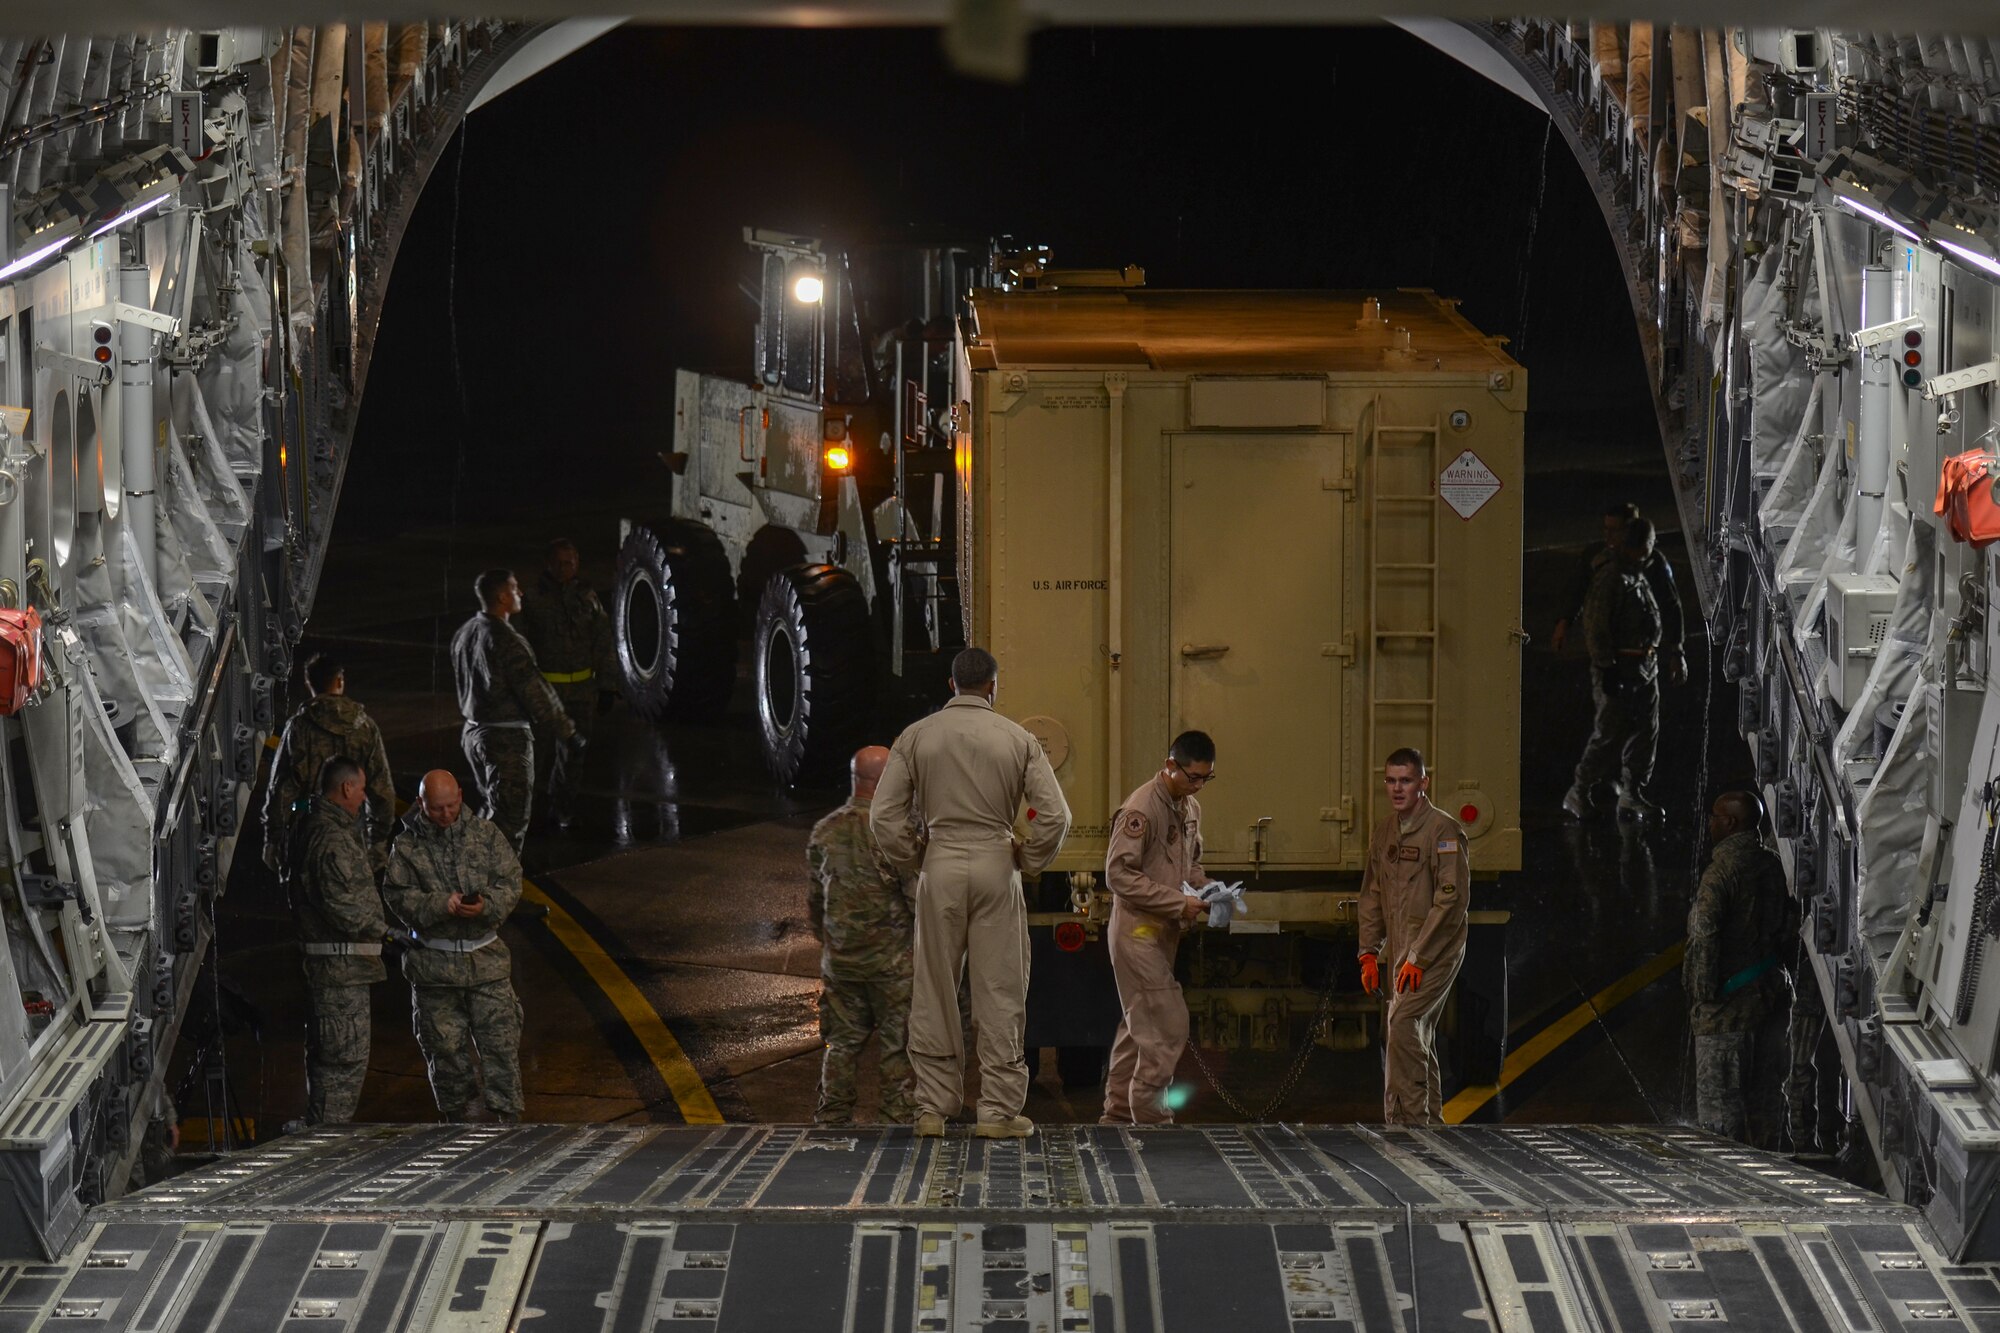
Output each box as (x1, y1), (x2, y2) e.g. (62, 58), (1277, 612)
(1357, 747), (1470, 1125)
(873, 647), (1071, 1139)
(1102, 731), (1215, 1125)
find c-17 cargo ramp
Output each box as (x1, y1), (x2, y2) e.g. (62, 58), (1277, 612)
(12, 1121), (1995, 1330)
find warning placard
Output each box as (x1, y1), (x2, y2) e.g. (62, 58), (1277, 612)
(1439, 450), (1501, 520)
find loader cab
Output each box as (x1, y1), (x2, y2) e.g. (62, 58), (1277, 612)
(748, 229), (870, 408)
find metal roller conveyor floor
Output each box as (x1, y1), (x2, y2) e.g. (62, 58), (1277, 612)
(11, 1123), (2000, 1330)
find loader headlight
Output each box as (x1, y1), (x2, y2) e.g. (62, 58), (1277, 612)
(791, 270), (824, 304)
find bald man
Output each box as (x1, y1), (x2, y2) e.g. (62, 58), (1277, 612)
(382, 770), (528, 1122)
(1686, 789), (1794, 1149)
(807, 746), (917, 1124)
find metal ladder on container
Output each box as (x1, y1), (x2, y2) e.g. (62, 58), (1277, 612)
(1365, 397), (1442, 830)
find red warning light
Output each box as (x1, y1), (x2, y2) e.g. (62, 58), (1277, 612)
(1459, 804), (1479, 824)
(1054, 922), (1087, 952)
(1903, 350), (1923, 367)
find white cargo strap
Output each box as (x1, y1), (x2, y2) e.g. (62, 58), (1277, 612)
(301, 942), (383, 957)
(417, 932), (497, 954)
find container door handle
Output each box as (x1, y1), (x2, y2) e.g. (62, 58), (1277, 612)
(1179, 643), (1231, 660)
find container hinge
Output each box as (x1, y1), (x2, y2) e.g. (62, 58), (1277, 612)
(1322, 798), (1355, 825)
(1323, 635), (1358, 662)
(1322, 474), (1355, 493)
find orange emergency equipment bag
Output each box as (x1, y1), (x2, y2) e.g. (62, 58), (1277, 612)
(1935, 449), (2000, 548)
(0, 607), (44, 715)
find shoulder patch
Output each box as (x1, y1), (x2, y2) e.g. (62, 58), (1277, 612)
(1121, 811), (1149, 839)
(1437, 838), (1459, 854)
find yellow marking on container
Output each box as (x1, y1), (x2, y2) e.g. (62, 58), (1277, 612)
(521, 879), (722, 1124)
(1443, 940), (1686, 1124)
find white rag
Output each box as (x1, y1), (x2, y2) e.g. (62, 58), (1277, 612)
(1182, 880), (1248, 928)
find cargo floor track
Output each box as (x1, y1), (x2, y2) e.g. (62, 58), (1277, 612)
(13, 1123), (2000, 1330)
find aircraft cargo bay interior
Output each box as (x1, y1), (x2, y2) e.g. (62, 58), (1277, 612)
(0, 11), (1995, 1331)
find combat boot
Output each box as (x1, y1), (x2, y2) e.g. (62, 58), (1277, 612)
(1616, 785), (1664, 822)
(914, 1110), (945, 1137)
(974, 1115), (1035, 1139)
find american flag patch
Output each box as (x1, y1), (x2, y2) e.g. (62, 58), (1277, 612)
(1437, 839), (1459, 853)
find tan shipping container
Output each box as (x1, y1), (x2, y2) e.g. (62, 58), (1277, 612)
(962, 287), (1526, 880)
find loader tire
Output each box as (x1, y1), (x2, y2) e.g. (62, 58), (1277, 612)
(755, 564), (873, 786)
(613, 520), (737, 721)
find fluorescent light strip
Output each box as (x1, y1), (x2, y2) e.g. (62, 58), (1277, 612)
(89, 191), (173, 239)
(1937, 236), (2000, 280)
(1834, 194), (1921, 240)
(0, 235), (74, 283)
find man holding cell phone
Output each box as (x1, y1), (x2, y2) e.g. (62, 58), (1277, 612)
(383, 769), (528, 1123)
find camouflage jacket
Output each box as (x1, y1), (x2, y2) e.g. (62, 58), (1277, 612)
(519, 576), (615, 681)
(261, 695), (396, 871)
(1582, 561), (1662, 682)
(450, 612), (575, 737)
(808, 797), (915, 979)
(1685, 830), (1793, 1034)
(383, 807), (522, 988)
(296, 798), (388, 986)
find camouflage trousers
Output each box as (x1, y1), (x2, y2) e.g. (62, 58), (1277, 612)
(1694, 1012), (1791, 1150)
(817, 972), (915, 1125)
(1574, 674), (1660, 795)
(305, 979), (374, 1125)
(463, 723), (534, 855)
(411, 979), (524, 1120)
(1787, 967), (1828, 1152)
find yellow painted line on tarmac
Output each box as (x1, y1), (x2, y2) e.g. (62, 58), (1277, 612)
(521, 879), (724, 1124)
(1443, 939), (1686, 1125)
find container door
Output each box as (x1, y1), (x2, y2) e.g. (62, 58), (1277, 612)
(1169, 434), (1343, 869)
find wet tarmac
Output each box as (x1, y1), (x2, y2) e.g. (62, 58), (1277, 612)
(185, 412), (1755, 1143)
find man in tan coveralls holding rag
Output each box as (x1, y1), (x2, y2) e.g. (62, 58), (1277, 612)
(873, 647), (1071, 1139)
(1357, 747), (1470, 1125)
(1102, 731), (1214, 1124)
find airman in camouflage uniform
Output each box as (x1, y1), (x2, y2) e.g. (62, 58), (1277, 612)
(1685, 790), (1794, 1150)
(519, 539), (616, 723)
(451, 569), (580, 854)
(1567, 517), (1666, 822)
(518, 540), (616, 826)
(262, 654), (396, 874)
(809, 746), (917, 1124)
(296, 756), (388, 1124)
(382, 769), (527, 1122)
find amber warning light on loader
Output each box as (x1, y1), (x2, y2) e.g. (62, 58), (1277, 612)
(824, 444), (852, 471)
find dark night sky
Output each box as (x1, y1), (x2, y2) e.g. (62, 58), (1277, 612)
(345, 23), (1651, 533)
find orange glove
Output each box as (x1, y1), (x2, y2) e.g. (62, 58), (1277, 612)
(1396, 961), (1424, 993)
(1359, 953), (1380, 994)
